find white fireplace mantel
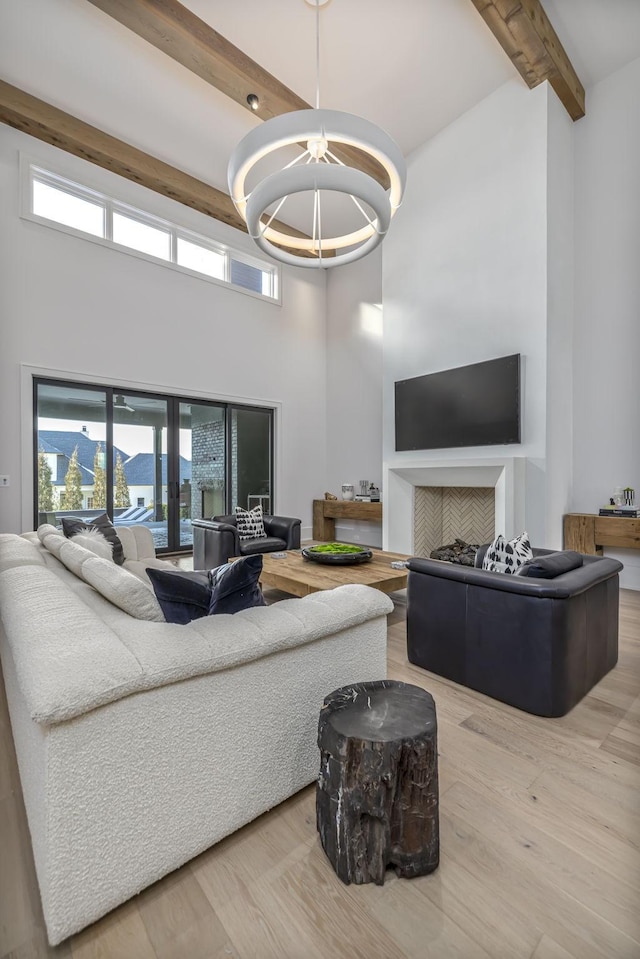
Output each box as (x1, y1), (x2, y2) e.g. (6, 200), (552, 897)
(382, 456), (526, 554)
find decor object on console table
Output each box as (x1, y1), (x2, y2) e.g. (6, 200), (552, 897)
(317, 680), (439, 885)
(341, 484), (355, 501)
(192, 513), (301, 568)
(406, 544), (623, 717)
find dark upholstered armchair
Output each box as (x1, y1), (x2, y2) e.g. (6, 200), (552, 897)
(406, 546), (623, 717)
(192, 514), (301, 570)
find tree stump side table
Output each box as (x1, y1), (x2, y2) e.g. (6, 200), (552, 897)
(316, 679), (439, 885)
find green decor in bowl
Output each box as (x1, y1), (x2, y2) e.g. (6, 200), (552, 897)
(302, 543), (373, 565)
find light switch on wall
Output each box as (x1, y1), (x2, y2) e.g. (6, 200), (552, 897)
(0, 476), (10, 487)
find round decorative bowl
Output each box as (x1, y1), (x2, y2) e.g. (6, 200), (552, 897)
(302, 543), (373, 565)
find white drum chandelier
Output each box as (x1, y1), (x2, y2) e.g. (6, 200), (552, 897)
(227, 2), (406, 269)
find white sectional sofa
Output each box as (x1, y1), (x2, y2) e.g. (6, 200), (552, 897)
(0, 526), (391, 945)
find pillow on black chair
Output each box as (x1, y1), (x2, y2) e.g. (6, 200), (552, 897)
(235, 505), (267, 541)
(62, 513), (124, 565)
(516, 550), (583, 579)
(146, 568), (212, 624)
(147, 555), (266, 623)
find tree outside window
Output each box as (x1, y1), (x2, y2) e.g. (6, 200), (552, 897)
(114, 453), (131, 508)
(38, 449), (54, 511)
(93, 442), (107, 509)
(64, 446), (83, 511)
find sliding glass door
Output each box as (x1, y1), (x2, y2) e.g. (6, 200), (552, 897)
(177, 401), (226, 548)
(34, 378), (274, 553)
(230, 406), (273, 514)
(35, 381), (109, 521)
(111, 393), (169, 547)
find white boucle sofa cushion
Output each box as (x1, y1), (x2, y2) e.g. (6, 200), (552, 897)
(21, 531), (41, 546)
(0, 533), (46, 572)
(57, 538), (101, 578)
(37, 523), (62, 544)
(124, 557), (175, 585)
(43, 532), (66, 558)
(37, 521), (173, 602)
(110, 583), (394, 688)
(81, 556), (165, 622)
(0, 565), (144, 724)
(117, 525), (156, 562)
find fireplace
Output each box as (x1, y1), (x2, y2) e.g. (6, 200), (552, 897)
(414, 486), (495, 559)
(383, 456), (526, 556)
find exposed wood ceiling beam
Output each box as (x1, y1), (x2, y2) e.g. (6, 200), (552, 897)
(85, 0), (389, 188)
(469, 0), (585, 120)
(0, 79), (320, 255)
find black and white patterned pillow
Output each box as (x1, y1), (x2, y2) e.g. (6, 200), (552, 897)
(61, 513), (124, 565)
(482, 531), (533, 575)
(235, 505), (267, 541)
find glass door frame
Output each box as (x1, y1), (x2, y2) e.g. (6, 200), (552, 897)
(226, 403), (275, 516)
(172, 396), (275, 544)
(33, 376), (116, 525)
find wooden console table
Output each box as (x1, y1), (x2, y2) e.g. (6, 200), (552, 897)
(313, 499), (382, 541)
(563, 513), (640, 555)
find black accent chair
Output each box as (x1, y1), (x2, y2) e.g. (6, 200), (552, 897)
(192, 514), (301, 570)
(406, 545), (623, 717)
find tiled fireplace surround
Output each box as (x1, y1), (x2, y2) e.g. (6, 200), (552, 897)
(383, 457), (526, 557)
(414, 486), (495, 558)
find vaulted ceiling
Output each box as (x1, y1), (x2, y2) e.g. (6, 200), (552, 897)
(1, 0), (639, 242)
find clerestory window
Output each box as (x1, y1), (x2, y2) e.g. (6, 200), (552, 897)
(24, 162), (280, 302)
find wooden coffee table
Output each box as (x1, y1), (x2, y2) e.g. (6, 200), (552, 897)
(257, 547), (410, 598)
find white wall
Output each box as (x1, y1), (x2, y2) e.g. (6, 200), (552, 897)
(572, 57), (640, 589)
(383, 80), (550, 548)
(325, 251), (383, 546)
(0, 128), (327, 540)
(545, 86), (575, 549)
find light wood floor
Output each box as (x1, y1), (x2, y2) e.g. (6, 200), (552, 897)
(1, 587), (639, 959)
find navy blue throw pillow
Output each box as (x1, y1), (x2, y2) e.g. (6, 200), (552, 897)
(208, 554), (266, 615)
(516, 550), (583, 579)
(146, 556), (266, 623)
(146, 568), (212, 624)
(62, 513), (124, 566)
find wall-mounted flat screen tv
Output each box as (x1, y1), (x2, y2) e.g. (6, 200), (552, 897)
(395, 354), (521, 451)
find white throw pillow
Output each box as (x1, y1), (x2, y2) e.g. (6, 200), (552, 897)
(235, 505), (267, 541)
(81, 556), (165, 621)
(482, 531), (533, 575)
(69, 529), (114, 561)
